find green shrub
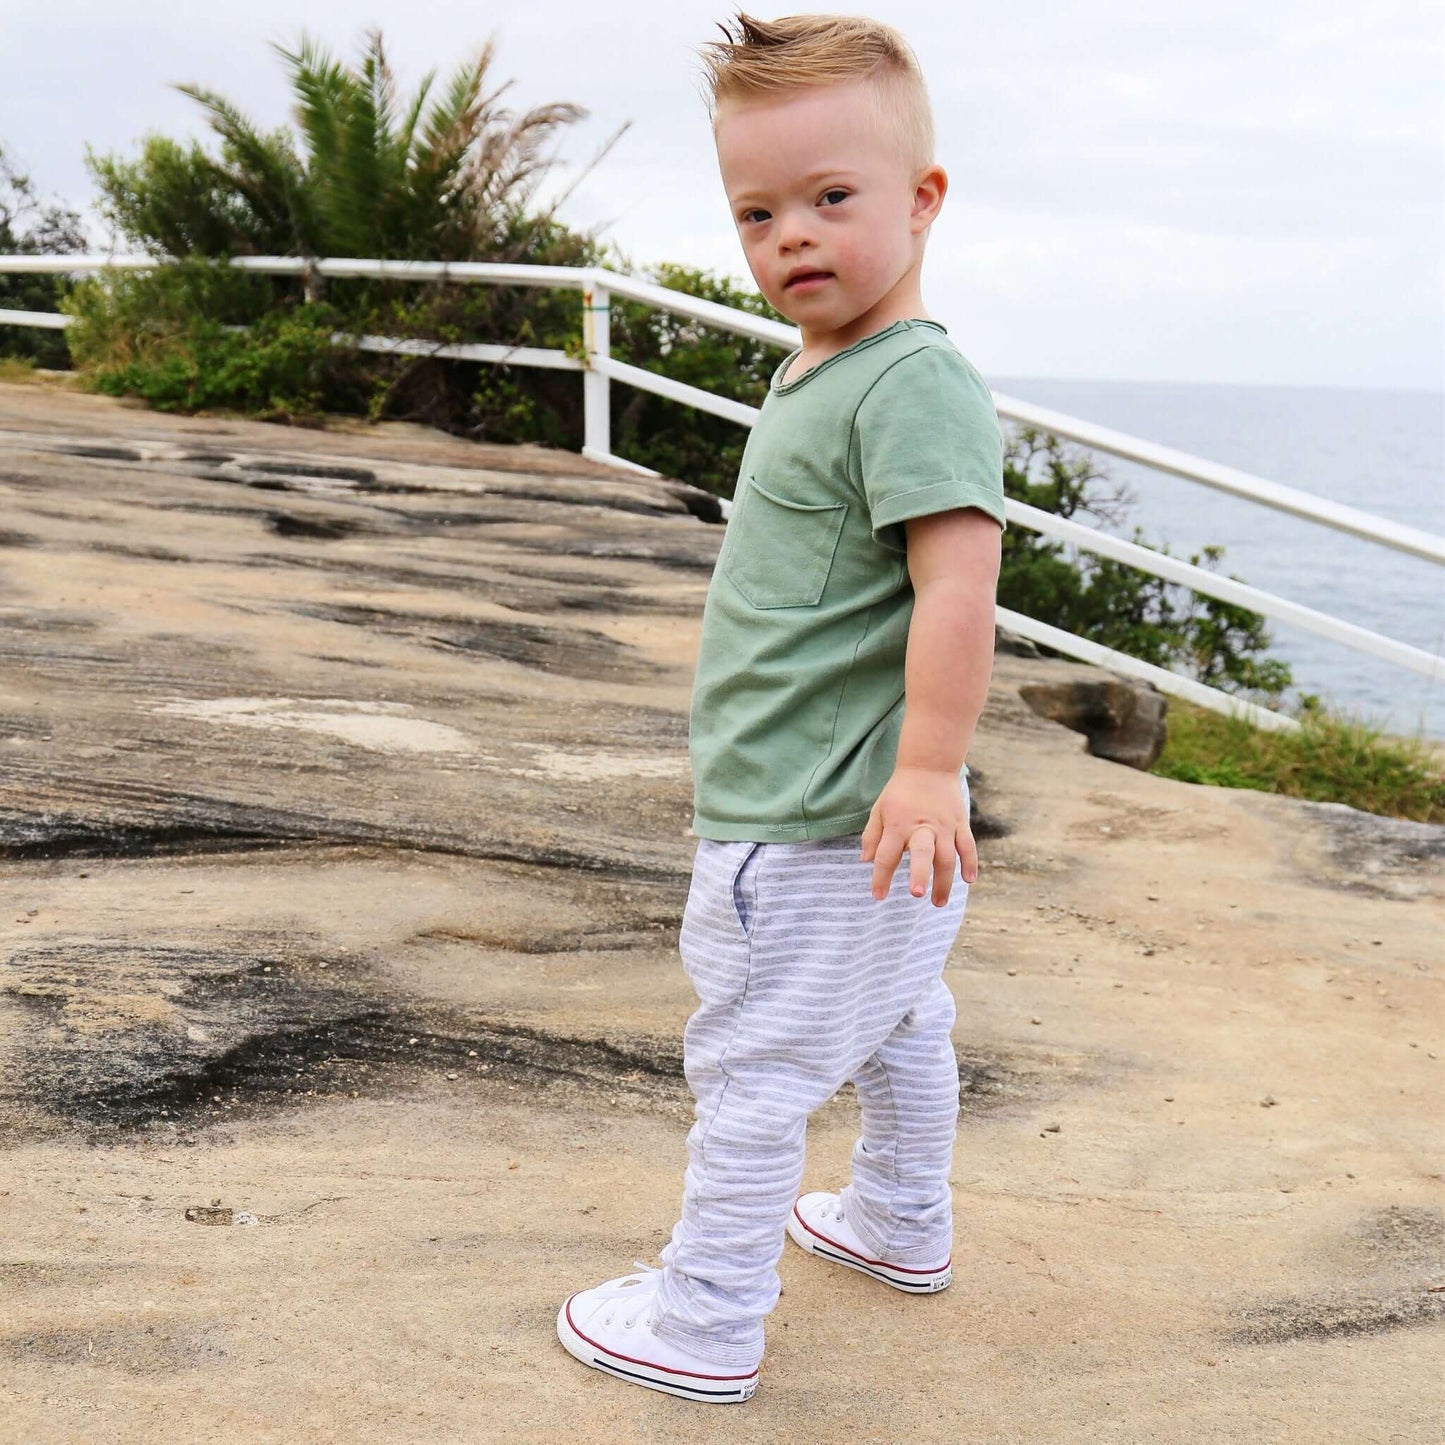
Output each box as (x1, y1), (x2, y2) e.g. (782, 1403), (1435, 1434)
(83, 28), (609, 268)
(0, 141), (89, 369)
(61, 258), (364, 420)
(1000, 427), (1294, 700)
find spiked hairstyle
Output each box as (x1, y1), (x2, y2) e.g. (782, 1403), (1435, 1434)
(697, 12), (935, 178)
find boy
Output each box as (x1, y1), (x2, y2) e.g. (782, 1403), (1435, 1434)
(557, 12), (1006, 1403)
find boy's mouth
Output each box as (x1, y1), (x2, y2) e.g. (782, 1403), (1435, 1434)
(784, 269), (833, 290)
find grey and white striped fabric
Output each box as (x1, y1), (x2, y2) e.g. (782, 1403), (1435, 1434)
(650, 788), (971, 1368)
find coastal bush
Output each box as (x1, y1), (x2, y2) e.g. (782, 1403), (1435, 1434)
(62, 24), (622, 427)
(1153, 695), (1445, 823)
(82, 27), (618, 270)
(0, 141), (89, 369)
(999, 428), (1294, 701)
(64, 264), (347, 420)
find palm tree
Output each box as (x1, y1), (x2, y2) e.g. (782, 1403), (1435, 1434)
(87, 26), (629, 283)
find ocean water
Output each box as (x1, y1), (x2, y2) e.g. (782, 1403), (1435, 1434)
(988, 378), (1445, 743)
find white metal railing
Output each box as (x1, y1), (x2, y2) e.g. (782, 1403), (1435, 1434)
(4, 253), (1443, 733)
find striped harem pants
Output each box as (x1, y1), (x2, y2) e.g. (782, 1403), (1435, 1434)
(651, 783), (971, 1368)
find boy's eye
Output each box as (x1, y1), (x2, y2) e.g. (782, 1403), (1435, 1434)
(820, 189), (849, 206)
(740, 208), (770, 224)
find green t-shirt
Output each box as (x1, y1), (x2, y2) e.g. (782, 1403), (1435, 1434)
(688, 317), (1007, 842)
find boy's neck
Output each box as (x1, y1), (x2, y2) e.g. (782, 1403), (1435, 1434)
(793, 271), (933, 369)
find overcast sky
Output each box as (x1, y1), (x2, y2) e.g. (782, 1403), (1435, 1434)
(3, 1), (1442, 389)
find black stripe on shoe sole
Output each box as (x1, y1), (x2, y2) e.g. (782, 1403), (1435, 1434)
(592, 1357), (755, 1401)
(812, 1244), (945, 1291)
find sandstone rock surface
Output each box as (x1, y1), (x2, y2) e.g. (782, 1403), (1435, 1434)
(1, 380), (1441, 1442)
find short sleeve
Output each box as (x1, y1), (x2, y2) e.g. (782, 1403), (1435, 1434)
(851, 346), (1007, 553)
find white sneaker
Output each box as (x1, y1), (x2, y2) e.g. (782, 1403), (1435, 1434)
(556, 1266), (759, 1404)
(787, 1192), (952, 1293)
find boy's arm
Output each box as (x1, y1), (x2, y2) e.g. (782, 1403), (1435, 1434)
(860, 506), (1001, 905)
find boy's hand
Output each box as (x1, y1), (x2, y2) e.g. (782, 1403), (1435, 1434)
(860, 766), (978, 906)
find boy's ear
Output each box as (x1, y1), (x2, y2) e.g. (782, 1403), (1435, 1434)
(911, 164), (948, 232)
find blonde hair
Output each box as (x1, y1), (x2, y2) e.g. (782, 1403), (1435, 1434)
(698, 11), (935, 178)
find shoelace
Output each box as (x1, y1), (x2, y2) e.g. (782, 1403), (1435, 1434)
(607, 1261), (663, 1331)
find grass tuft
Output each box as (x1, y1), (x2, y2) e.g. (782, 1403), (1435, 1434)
(1152, 696), (1445, 824)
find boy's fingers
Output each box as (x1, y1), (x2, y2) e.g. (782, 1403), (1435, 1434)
(870, 830), (906, 899)
(932, 834), (957, 907)
(908, 825), (935, 899)
(958, 825), (979, 884)
(860, 809), (882, 862)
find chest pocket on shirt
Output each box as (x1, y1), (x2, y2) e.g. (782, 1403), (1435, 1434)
(721, 476), (849, 609)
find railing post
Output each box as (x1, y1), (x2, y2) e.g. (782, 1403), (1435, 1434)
(582, 276), (610, 458)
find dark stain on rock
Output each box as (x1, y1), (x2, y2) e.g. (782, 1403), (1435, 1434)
(244, 461), (378, 485)
(0, 808), (321, 862)
(1354, 1203), (1445, 1261)
(0, 936), (691, 1139)
(1224, 1203), (1445, 1345)
(495, 485), (679, 519)
(0, 610), (97, 635)
(0, 1320), (232, 1374)
(370, 504), (555, 531)
(236, 550), (686, 617)
(295, 602), (662, 682)
(306, 652), (388, 668)
(155, 501), (272, 521)
(1224, 1287), (1445, 1345)
(0, 801), (686, 884)
(964, 767), (1011, 840)
(413, 921), (673, 955)
(56, 444), (143, 463)
(87, 542), (195, 563)
(348, 479), (444, 496)
(264, 512), (361, 540)
(121, 1013), (690, 1128)
(0, 528), (39, 546)
(191, 468), (292, 492)
(428, 620), (658, 680)
(1293, 800), (1445, 896)
(1, 934), (1027, 1143)
(506, 535), (721, 573)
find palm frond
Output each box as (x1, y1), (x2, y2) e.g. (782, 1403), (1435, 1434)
(172, 82), (311, 251)
(270, 33), (348, 181)
(396, 66), (438, 165)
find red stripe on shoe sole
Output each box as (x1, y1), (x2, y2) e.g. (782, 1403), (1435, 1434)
(791, 1203), (951, 1275)
(563, 1297), (759, 1381)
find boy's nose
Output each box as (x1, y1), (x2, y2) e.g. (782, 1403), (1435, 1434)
(775, 211), (817, 254)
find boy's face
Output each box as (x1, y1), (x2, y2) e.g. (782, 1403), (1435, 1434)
(713, 79), (943, 343)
